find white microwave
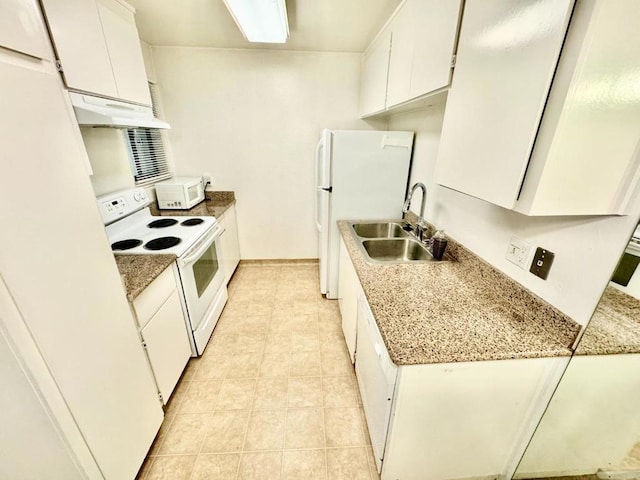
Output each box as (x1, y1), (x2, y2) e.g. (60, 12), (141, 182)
(155, 177), (205, 210)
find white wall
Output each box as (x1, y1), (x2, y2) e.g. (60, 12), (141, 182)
(150, 46), (384, 259)
(81, 127), (135, 196)
(389, 105), (640, 326)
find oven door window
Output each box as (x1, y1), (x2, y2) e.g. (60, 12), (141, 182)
(193, 242), (220, 298)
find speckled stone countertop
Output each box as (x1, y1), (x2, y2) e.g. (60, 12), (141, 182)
(576, 286), (640, 355)
(338, 219), (581, 366)
(150, 191), (235, 218)
(115, 254), (176, 302)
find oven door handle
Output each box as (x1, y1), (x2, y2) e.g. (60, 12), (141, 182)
(179, 225), (225, 267)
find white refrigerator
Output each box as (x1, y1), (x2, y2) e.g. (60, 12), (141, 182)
(315, 129), (414, 298)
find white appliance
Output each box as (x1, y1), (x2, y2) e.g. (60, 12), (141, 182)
(69, 92), (170, 129)
(98, 188), (228, 356)
(315, 129), (414, 298)
(155, 176), (206, 210)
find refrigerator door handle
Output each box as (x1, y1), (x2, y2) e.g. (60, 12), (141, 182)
(315, 138), (324, 189)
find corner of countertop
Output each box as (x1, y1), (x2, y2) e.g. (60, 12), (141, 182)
(114, 254), (177, 302)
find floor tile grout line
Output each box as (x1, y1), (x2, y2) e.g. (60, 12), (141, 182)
(236, 304), (269, 480)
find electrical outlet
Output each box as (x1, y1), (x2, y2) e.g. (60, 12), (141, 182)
(506, 237), (531, 269)
(530, 247), (555, 280)
(202, 174), (212, 190)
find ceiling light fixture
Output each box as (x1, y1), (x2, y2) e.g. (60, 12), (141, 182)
(223, 0), (290, 44)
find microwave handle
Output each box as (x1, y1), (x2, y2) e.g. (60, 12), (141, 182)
(179, 225), (225, 266)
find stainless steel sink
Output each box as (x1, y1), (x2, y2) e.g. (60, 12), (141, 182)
(351, 222), (410, 238)
(361, 238), (436, 263)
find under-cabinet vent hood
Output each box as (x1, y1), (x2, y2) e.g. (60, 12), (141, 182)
(69, 92), (170, 129)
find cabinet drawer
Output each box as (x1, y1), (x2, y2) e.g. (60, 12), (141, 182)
(133, 265), (176, 328)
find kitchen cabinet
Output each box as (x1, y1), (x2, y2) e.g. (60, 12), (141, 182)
(40, 0), (151, 105)
(437, 0), (640, 216)
(0, 19), (162, 480)
(359, 29), (392, 117)
(338, 237), (360, 363)
(386, 0), (462, 108)
(0, 0), (49, 60)
(360, 0), (462, 117)
(131, 265), (191, 404)
(350, 269), (568, 479)
(379, 355), (567, 480)
(516, 354), (640, 478)
(218, 204), (241, 284)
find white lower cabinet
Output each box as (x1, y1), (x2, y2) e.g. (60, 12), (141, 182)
(132, 265), (191, 404)
(340, 244), (569, 479)
(218, 204), (241, 284)
(338, 237), (359, 363)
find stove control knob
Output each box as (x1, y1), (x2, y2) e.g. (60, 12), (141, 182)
(133, 192), (141, 202)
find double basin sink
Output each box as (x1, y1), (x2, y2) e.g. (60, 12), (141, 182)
(350, 221), (448, 264)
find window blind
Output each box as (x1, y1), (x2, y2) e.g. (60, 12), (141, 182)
(125, 83), (172, 186)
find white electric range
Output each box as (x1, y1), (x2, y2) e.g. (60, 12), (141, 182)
(98, 188), (228, 356)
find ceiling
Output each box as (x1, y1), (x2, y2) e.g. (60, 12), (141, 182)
(127, 0), (401, 52)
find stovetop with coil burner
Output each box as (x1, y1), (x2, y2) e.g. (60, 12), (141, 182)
(98, 188), (217, 257)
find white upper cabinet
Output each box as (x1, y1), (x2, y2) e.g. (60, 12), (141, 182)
(40, 0), (151, 106)
(387, 0), (462, 108)
(0, 0), (49, 60)
(515, 0), (640, 215)
(359, 29), (392, 117)
(360, 0), (462, 117)
(437, 0), (640, 216)
(98, 0), (151, 104)
(437, 0), (575, 211)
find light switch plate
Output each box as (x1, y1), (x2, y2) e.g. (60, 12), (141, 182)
(530, 247), (555, 280)
(506, 237), (531, 269)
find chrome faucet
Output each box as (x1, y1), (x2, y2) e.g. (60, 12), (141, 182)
(402, 182), (428, 242)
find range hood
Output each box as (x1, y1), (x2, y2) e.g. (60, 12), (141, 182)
(69, 92), (170, 129)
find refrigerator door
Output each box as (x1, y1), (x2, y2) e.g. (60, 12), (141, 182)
(324, 130), (414, 298)
(317, 188), (331, 294)
(315, 129), (332, 294)
(315, 129), (332, 189)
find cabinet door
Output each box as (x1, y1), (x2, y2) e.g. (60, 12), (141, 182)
(141, 291), (191, 403)
(516, 0), (640, 215)
(387, 0), (462, 108)
(386, 4), (413, 107)
(0, 0), (48, 59)
(436, 0), (574, 209)
(359, 29), (392, 117)
(408, 0), (462, 99)
(338, 238), (358, 363)
(40, 0), (118, 98)
(219, 206), (240, 285)
(224, 205), (241, 280)
(98, 0), (151, 105)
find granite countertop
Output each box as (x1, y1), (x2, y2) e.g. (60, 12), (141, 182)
(576, 286), (640, 355)
(338, 220), (581, 366)
(115, 254), (176, 302)
(115, 191), (235, 300)
(150, 191), (235, 218)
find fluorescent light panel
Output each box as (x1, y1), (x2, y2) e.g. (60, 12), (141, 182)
(223, 0), (289, 43)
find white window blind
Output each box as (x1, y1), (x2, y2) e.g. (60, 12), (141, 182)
(125, 83), (172, 186)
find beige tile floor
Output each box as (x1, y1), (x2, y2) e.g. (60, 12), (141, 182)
(137, 262), (380, 480)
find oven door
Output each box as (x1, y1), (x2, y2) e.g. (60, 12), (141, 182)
(177, 224), (226, 342)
